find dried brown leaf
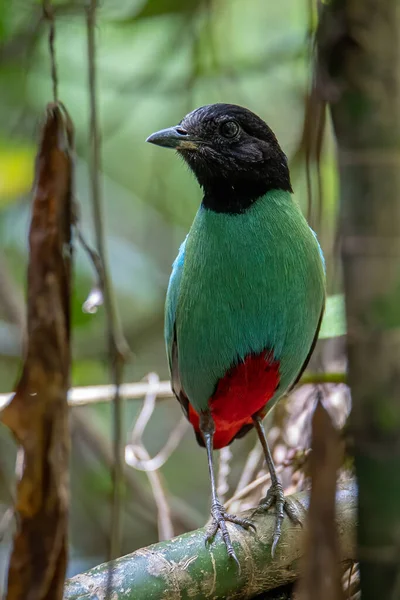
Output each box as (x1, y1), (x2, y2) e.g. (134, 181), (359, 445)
(1, 103), (74, 600)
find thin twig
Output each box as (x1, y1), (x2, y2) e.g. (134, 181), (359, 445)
(126, 373), (174, 539)
(347, 561), (354, 600)
(0, 508), (14, 542)
(72, 198), (107, 314)
(217, 447), (232, 502)
(125, 417), (188, 472)
(71, 411), (155, 527)
(225, 472), (272, 510)
(0, 373), (347, 412)
(86, 0), (130, 568)
(127, 373), (189, 469)
(224, 447), (306, 511)
(42, 0), (58, 102)
(128, 444), (174, 541)
(0, 449), (24, 542)
(72, 410), (202, 533)
(234, 441), (262, 496)
(76, 234), (105, 313)
(129, 373), (159, 444)
(305, 0), (315, 225)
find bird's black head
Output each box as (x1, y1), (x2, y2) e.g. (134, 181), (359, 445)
(146, 103), (292, 214)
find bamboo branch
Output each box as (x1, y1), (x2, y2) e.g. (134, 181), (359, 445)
(63, 483), (356, 600)
(0, 372), (346, 412)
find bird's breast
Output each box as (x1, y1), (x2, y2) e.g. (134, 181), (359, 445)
(175, 191), (325, 417)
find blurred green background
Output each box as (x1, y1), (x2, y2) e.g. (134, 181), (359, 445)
(0, 0), (341, 589)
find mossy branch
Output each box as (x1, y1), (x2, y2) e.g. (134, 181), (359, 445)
(64, 484), (356, 600)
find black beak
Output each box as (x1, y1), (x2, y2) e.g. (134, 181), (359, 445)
(146, 126), (199, 150)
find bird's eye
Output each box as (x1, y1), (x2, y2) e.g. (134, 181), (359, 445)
(220, 120), (240, 139)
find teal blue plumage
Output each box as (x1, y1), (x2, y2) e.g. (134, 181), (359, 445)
(166, 189), (325, 415)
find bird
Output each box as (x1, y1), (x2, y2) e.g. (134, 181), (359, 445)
(146, 103), (326, 564)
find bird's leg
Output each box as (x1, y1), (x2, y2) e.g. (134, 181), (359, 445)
(252, 415), (302, 556)
(200, 411), (254, 567)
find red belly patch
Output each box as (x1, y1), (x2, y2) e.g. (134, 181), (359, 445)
(188, 352), (280, 449)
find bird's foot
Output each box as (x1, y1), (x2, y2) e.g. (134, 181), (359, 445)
(205, 501), (255, 568)
(253, 481), (302, 557)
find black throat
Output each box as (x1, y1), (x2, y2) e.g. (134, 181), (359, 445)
(200, 166), (293, 215)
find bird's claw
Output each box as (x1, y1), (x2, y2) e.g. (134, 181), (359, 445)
(205, 501), (255, 569)
(253, 482), (302, 557)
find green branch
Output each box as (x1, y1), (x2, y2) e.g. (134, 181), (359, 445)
(64, 484), (356, 600)
(299, 372), (347, 385)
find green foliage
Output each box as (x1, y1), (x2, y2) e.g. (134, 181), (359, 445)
(319, 294), (346, 339)
(0, 141), (34, 206)
(0, 0), (11, 42)
(123, 0), (204, 21)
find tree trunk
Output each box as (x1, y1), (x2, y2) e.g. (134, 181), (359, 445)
(319, 1), (400, 597)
